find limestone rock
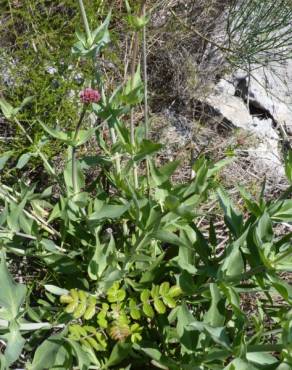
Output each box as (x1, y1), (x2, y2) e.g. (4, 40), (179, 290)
(206, 93), (253, 130)
(203, 79), (284, 179)
(234, 62), (292, 135)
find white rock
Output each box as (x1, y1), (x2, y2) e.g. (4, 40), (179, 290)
(235, 63), (292, 135)
(248, 140), (283, 176)
(250, 117), (279, 141)
(215, 79), (236, 95)
(205, 90), (283, 178)
(206, 93), (253, 130)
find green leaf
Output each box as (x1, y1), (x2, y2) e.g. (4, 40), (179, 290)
(66, 339), (91, 370)
(153, 298), (166, 314)
(168, 285), (182, 298)
(191, 224), (212, 265)
(209, 219), (217, 246)
(135, 346), (163, 364)
(177, 303), (197, 353)
(217, 187), (243, 237)
(0, 98), (14, 119)
(79, 155), (111, 169)
(129, 299), (141, 320)
(0, 254), (26, 319)
(268, 274), (292, 303)
(38, 120), (70, 142)
(127, 14), (149, 31)
(44, 285), (69, 296)
(246, 352), (278, 367)
(106, 342), (132, 367)
(238, 185), (262, 217)
(188, 321), (231, 350)
(125, 0), (149, 30)
(254, 212), (273, 245)
(140, 289), (150, 303)
(16, 153), (32, 169)
(75, 30), (86, 45)
(89, 203), (129, 222)
(88, 235), (116, 280)
(137, 344), (181, 370)
(18, 96), (34, 111)
(72, 13), (111, 57)
(219, 240), (244, 278)
(220, 283), (243, 318)
(91, 11), (111, 47)
(121, 64), (143, 105)
(159, 282), (170, 296)
(0, 321), (25, 367)
(154, 230), (186, 247)
(107, 282), (126, 303)
(185, 158), (209, 196)
(151, 284), (160, 299)
(75, 128), (99, 147)
(175, 229), (197, 274)
(160, 160), (180, 179)
(208, 157), (234, 177)
(140, 253), (165, 283)
(7, 198), (27, 233)
(0, 151), (13, 170)
(224, 358), (258, 370)
(142, 303), (155, 318)
(63, 148), (85, 193)
(149, 159), (169, 186)
(30, 333), (68, 370)
(164, 195), (180, 211)
(133, 140), (163, 162)
(284, 149), (292, 183)
(276, 363), (292, 370)
(162, 295), (176, 308)
(269, 200), (292, 222)
(204, 283), (225, 326)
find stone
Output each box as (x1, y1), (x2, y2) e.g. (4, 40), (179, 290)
(206, 93), (253, 130)
(249, 117), (283, 175)
(203, 80), (284, 178)
(234, 62), (292, 135)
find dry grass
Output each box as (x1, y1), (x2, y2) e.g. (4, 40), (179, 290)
(147, 0), (230, 110)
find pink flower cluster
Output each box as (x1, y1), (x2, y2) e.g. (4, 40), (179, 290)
(80, 88), (101, 104)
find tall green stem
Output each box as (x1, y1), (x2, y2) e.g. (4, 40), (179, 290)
(77, 0), (92, 42)
(109, 123), (121, 174)
(72, 107), (87, 194)
(142, 3), (148, 140)
(130, 29), (140, 189)
(142, 2), (150, 191)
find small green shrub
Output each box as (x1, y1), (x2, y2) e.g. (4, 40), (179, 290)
(0, 1), (292, 369)
(227, 0), (292, 66)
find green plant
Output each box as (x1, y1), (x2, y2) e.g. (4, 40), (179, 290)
(0, 1), (292, 369)
(227, 0), (292, 66)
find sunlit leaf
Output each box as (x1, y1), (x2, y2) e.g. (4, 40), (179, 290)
(0, 254), (26, 320)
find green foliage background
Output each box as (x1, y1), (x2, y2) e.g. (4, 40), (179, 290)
(0, 1), (120, 164)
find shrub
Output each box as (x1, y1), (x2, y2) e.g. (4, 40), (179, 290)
(226, 0), (292, 66)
